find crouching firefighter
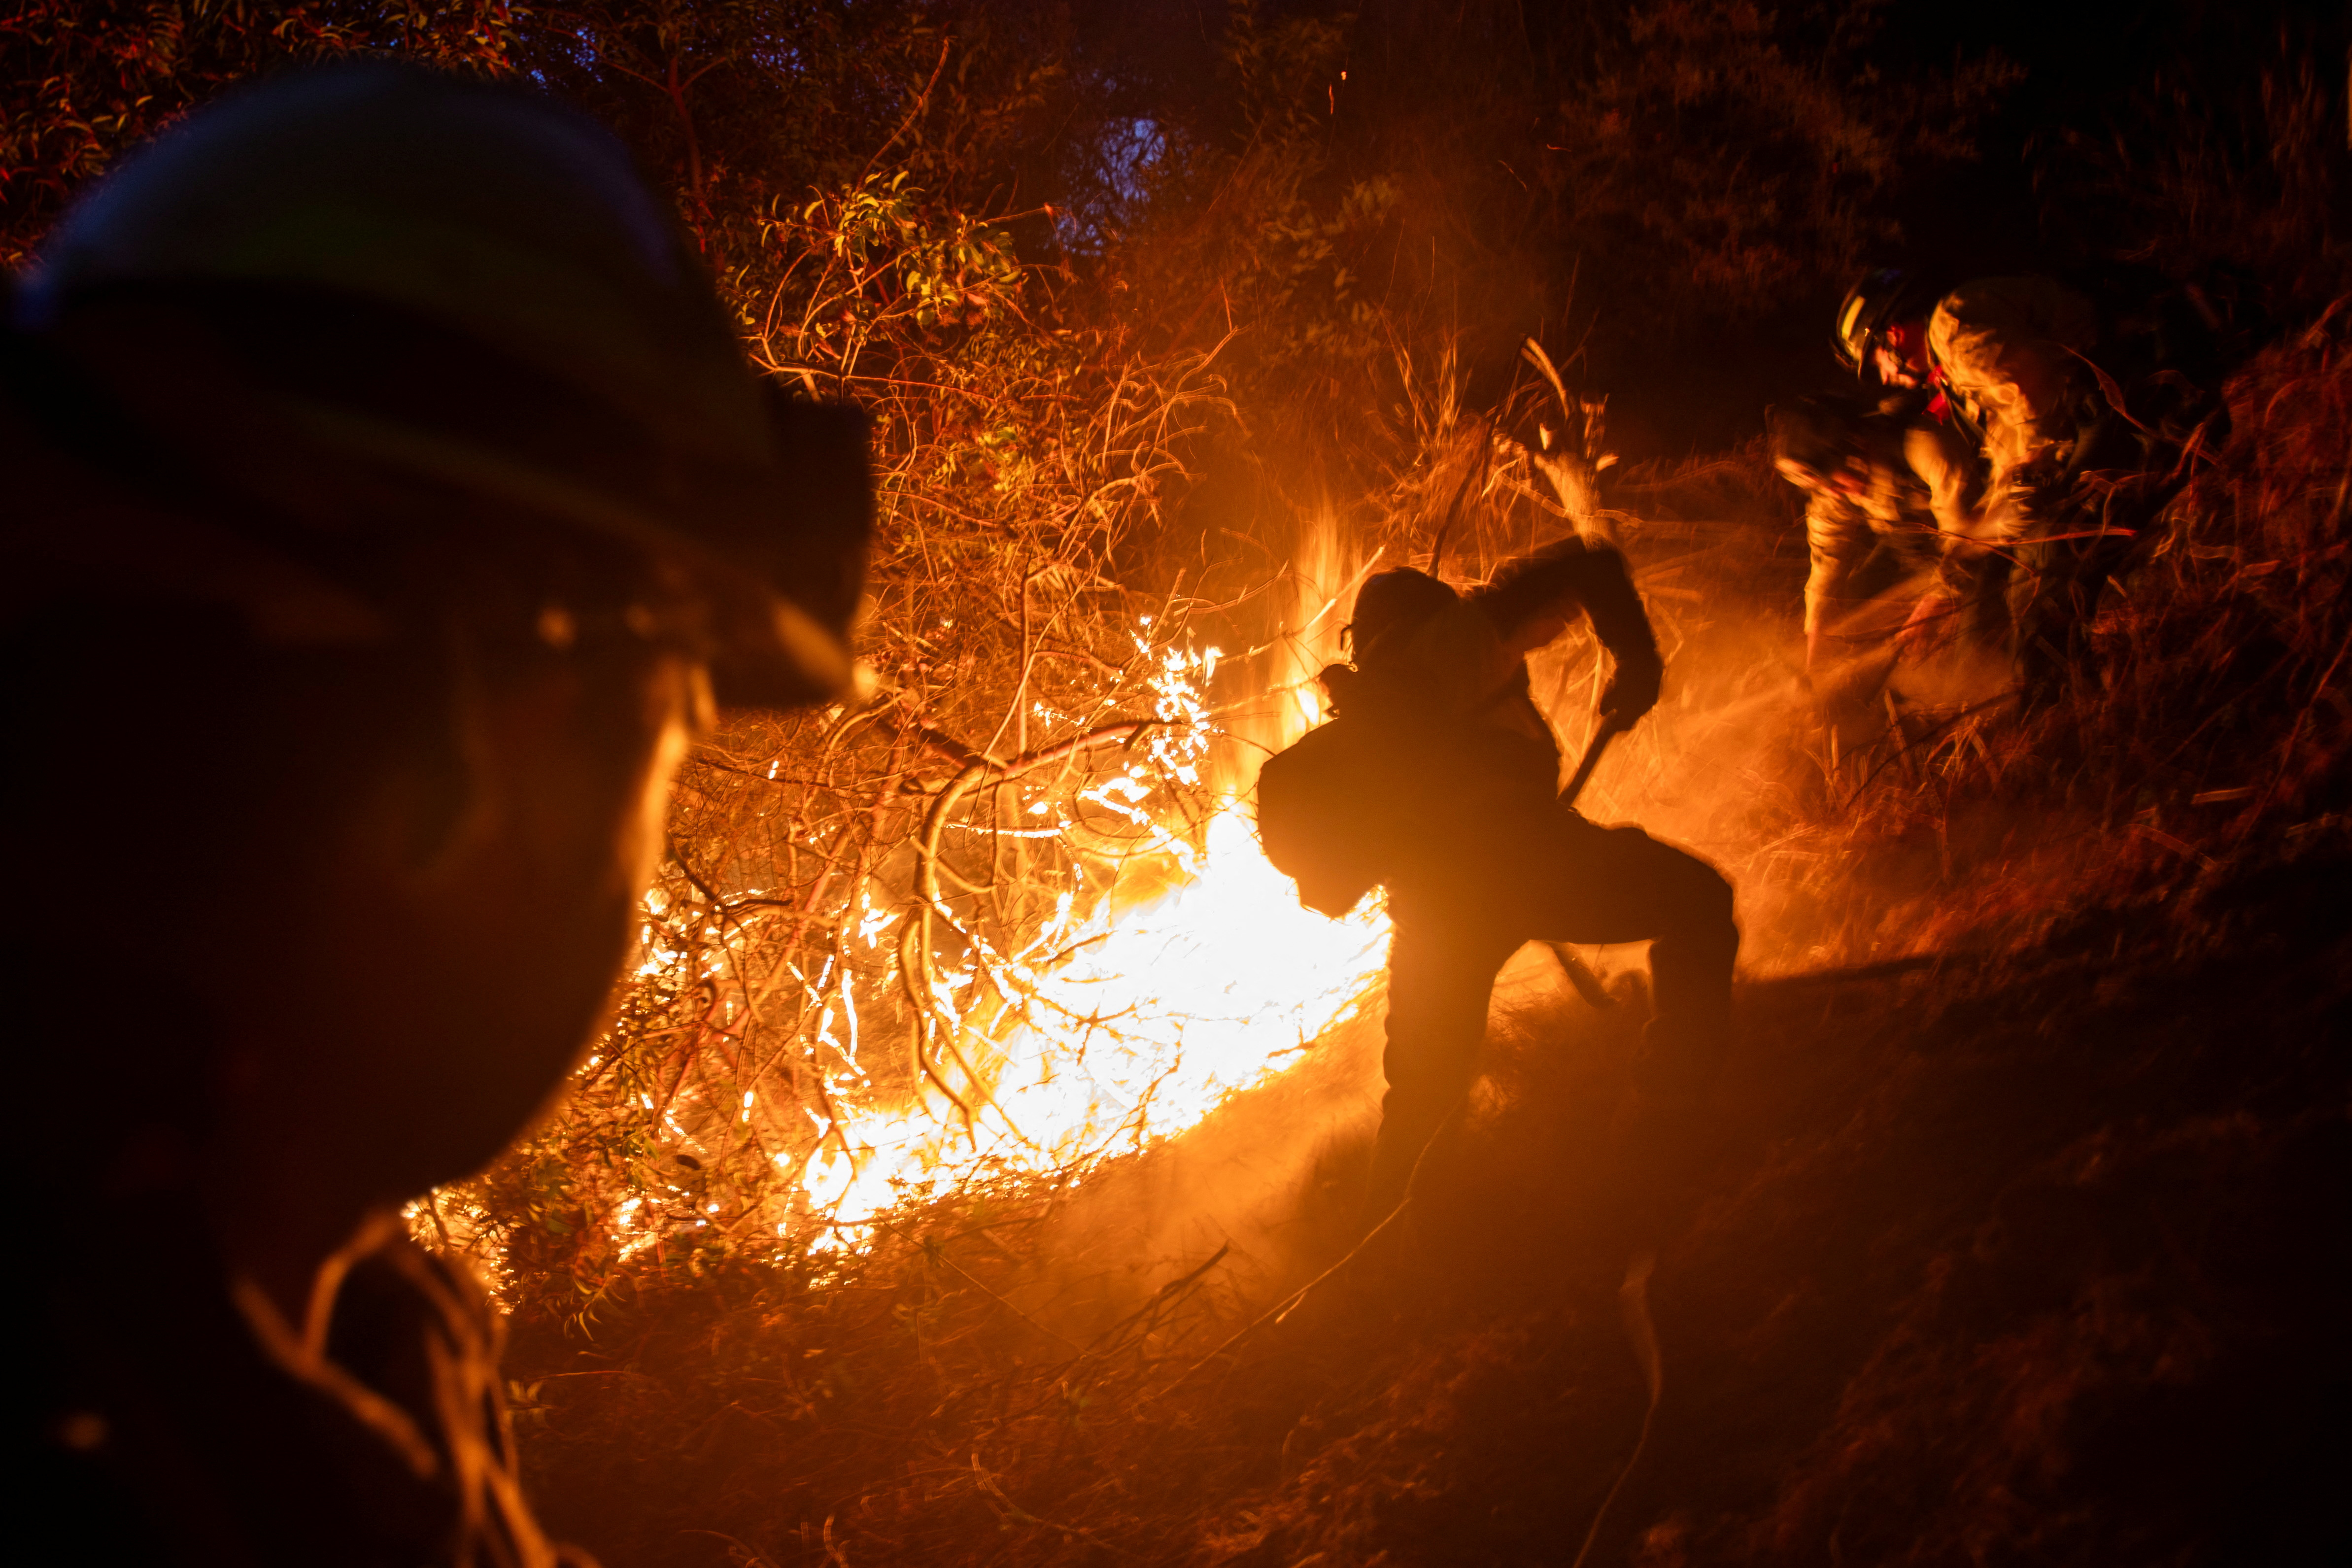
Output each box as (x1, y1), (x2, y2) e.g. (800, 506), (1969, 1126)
(1256, 542), (1738, 1221)
(1768, 391), (1981, 670)
(1835, 267), (2232, 703)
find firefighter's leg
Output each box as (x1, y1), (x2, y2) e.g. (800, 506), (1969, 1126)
(1364, 915), (1517, 1220)
(1958, 542), (2018, 654)
(1914, 537), (2010, 663)
(1925, 459), (2031, 661)
(1984, 456), (2068, 658)
(1621, 839), (1738, 1111)
(1509, 818), (1739, 1111)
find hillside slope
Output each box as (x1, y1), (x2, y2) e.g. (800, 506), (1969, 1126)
(508, 841), (2351, 1567)
(1221, 850), (2351, 1567)
(509, 316), (2352, 1568)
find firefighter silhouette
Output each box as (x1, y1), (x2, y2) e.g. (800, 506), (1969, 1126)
(1259, 541), (1738, 1219)
(5, 65), (867, 1564)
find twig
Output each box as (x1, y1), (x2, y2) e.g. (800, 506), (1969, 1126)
(857, 36), (954, 186)
(1080, 1242), (1232, 1356)
(898, 721), (1156, 1124)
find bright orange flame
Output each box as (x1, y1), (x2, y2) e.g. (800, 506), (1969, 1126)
(770, 610), (1383, 1246)
(792, 803), (1389, 1244)
(417, 532), (1386, 1276)
(763, 523), (1382, 1248)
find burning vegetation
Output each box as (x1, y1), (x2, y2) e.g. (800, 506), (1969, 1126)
(474, 305), (2350, 1568)
(7, 3), (2348, 1566)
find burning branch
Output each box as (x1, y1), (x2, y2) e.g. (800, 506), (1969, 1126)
(899, 720), (1155, 1128)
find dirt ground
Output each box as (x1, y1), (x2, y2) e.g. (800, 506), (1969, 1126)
(510, 830), (2350, 1567)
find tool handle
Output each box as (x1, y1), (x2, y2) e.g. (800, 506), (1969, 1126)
(1559, 716), (1627, 808)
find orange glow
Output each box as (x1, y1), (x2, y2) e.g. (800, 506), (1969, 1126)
(788, 801), (1388, 1246)
(600, 547), (1385, 1258)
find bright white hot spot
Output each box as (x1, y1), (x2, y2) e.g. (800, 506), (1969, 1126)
(795, 806), (1388, 1245)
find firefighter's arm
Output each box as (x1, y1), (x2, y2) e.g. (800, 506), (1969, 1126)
(1802, 491), (1873, 667)
(1906, 421), (1984, 544)
(1472, 538), (1662, 723)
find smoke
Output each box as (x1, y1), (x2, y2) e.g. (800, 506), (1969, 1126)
(1010, 1009), (1387, 1339)
(923, 443), (2020, 1328)
(1211, 501), (1362, 794)
(964, 501), (1389, 1332)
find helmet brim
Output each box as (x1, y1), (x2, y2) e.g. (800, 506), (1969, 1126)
(17, 283), (868, 708)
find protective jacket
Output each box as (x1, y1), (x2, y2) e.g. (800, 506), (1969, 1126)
(1802, 391), (1980, 642)
(1349, 538), (1654, 778)
(1258, 539), (1657, 916)
(1920, 271), (2231, 689)
(1927, 275), (2102, 511)
(1920, 274), (2101, 628)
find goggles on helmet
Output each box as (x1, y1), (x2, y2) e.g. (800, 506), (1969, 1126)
(1834, 268), (1935, 374)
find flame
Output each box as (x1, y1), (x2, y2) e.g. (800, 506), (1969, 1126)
(768, 519), (1364, 1240)
(743, 517), (1385, 1249)
(791, 805), (1389, 1243)
(437, 519), (1392, 1273)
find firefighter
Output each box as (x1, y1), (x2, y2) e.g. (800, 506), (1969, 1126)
(4, 66), (867, 1565)
(1768, 391), (1982, 668)
(1303, 543), (1738, 1220)
(1835, 268), (2227, 700)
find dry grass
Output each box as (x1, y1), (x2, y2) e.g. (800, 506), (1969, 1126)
(422, 178), (1287, 1314)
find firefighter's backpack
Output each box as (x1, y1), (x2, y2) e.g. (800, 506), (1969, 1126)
(1254, 716), (1392, 919)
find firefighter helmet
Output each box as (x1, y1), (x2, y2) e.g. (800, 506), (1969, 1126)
(1833, 269), (1938, 373)
(1347, 567), (1460, 664)
(13, 64), (865, 708)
